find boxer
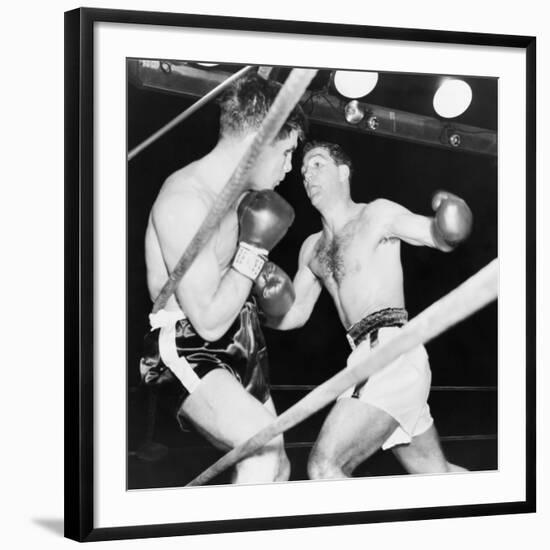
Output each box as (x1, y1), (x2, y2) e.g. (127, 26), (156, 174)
(269, 140), (472, 478)
(140, 73), (306, 484)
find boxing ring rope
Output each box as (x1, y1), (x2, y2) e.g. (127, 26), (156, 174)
(128, 67), (497, 477)
(187, 258), (498, 486)
(128, 65), (253, 161)
(151, 68), (318, 314)
(130, 382), (495, 461)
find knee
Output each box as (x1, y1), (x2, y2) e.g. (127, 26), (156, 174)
(307, 450), (345, 480)
(233, 450), (286, 484)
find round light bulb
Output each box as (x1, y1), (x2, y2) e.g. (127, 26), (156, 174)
(334, 71), (378, 99)
(433, 79), (472, 118)
(344, 100), (365, 124)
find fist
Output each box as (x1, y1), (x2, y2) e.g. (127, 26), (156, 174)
(254, 262), (295, 317)
(238, 190), (295, 252)
(431, 190), (473, 251)
(232, 191), (295, 280)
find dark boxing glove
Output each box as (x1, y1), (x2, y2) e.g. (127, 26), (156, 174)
(254, 262), (296, 317)
(431, 190), (473, 251)
(232, 190), (295, 280)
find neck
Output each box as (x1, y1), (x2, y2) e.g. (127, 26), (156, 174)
(319, 196), (357, 233)
(203, 135), (255, 193)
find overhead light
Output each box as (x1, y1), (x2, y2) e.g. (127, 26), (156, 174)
(433, 79), (472, 118)
(140, 60), (161, 70)
(196, 62), (219, 67)
(334, 70), (378, 98)
(344, 100), (365, 124)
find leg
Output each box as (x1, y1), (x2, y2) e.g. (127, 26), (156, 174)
(228, 397), (289, 483)
(308, 398), (399, 479)
(260, 398), (290, 482)
(391, 424), (468, 474)
(179, 369), (288, 484)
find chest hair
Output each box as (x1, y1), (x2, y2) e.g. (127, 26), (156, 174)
(315, 221), (360, 285)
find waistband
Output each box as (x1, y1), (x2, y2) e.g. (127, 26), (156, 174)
(346, 307), (408, 349)
(148, 295), (259, 331)
(149, 308), (187, 330)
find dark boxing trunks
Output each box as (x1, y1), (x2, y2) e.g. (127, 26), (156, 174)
(140, 297), (271, 422)
(346, 307), (408, 398)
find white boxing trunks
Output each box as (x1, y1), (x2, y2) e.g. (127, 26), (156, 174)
(339, 308), (434, 450)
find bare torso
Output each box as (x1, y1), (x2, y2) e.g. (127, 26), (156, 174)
(308, 201), (405, 328)
(144, 160), (239, 313)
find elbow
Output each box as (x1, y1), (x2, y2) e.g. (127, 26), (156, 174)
(197, 327), (226, 342)
(435, 242), (454, 253)
(176, 295), (232, 342)
(196, 320), (229, 342)
(187, 315), (229, 342)
(273, 319), (303, 331)
(291, 316), (307, 330)
(276, 309), (308, 331)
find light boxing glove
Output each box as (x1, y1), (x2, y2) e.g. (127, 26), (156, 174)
(254, 262), (296, 317)
(431, 190), (473, 251)
(232, 190), (295, 280)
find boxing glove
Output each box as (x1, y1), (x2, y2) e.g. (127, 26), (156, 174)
(232, 190), (295, 280)
(431, 190), (473, 251)
(254, 262), (296, 317)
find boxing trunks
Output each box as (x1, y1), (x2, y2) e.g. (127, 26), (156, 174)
(339, 307), (434, 450)
(140, 296), (271, 426)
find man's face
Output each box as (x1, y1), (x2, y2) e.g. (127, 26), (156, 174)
(249, 130), (299, 190)
(301, 147), (342, 208)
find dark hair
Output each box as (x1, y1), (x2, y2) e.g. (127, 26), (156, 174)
(217, 72), (307, 141)
(303, 140), (353, 181)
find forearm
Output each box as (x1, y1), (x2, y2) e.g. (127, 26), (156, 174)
(178, 269), (253, 341)
(263, 235), (321, 330)
(264, 301), (309, 330)
(264, 280), (321, 330)
(388, 194), (472, 251)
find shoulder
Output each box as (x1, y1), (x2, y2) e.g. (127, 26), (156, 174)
(302, 231), (322, 251)
(299, 232), (322, 262)
(367, 198), (403, 213)
(364, 198), (410, 222)
(152, 172), (210, 234)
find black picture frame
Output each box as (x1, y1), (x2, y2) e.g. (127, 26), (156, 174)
(65, 7), (536, 542)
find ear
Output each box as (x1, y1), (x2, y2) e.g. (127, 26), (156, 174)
(338, 164), (350, 184)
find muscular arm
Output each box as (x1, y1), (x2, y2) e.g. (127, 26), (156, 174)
(377, 199), (443, 250)
(152, 189), (253, 341)
(266, 234), (322, 330)
(382, 193), (472, 252)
